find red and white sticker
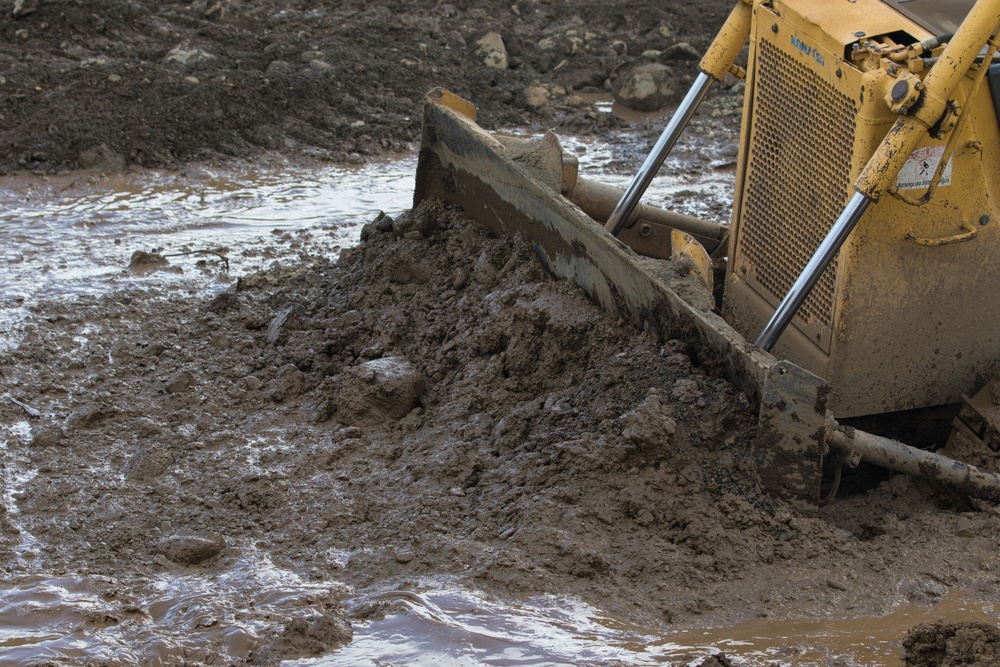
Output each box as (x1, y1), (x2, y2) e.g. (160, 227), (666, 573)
(896, 145), (952, 190)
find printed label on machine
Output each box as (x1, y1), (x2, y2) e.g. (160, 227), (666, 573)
(896, 145), (952, 190)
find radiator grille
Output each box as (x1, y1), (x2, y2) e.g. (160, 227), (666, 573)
(737, 39), (858, 332)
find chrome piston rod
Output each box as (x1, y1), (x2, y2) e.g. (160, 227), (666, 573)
(755, 191), (872, 351)
(605, 72), (715, 236)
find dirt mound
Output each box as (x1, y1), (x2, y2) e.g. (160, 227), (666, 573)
(904, 621), (1000, 667)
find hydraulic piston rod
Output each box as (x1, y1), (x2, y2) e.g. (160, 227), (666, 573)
(755, 191), (871, 351)
(605, 72), (714, 236)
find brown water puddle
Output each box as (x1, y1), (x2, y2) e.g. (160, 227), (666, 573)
(296, 588), (998, 666)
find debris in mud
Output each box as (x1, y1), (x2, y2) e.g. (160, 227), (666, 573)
(0, 0), (741, 173)
(155, 534), (226, 566)
(128, 250), (171, 274)
(251, 613), (353, 665)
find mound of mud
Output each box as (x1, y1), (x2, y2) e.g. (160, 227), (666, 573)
(904, 621), (1000, 667)
(3, 199), (1000, 663)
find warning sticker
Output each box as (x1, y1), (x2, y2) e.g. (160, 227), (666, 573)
(896, 145), (952, 190)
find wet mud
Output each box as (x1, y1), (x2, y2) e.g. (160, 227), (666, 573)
(2, 0), (1000, 665)
(3, 197), (1000, 664)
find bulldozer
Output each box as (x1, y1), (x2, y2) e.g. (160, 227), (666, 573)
(413, 0), (1000, 509)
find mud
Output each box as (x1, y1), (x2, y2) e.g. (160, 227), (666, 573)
(3, 197), (1000, 664)
(0, 0), (738, 174)
(3, 0), (1000, 665)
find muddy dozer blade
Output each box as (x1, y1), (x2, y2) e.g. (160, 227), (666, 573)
(414, 88), (834, 510)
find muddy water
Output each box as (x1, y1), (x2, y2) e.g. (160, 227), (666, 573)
(0, 158), (418, 348)
(0, 138), (732, 349)
(299, 589), (997, 666)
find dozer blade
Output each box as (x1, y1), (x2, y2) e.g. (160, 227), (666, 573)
(412, 88), (1000, 508)
(414, 88), (829, 508)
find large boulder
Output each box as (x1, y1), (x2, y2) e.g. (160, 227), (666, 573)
(613, 63), (680, 112)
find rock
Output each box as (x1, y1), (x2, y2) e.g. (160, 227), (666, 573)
(559, 67), (605, 91)
(125, 444), (175, 481)
(31, 425), (65, 448)
(392, 207), (434, 238)
(395, 549), (415, 563)
(163, 41), (216, 69)
(129, 250), (169, 274)
(12, 0), (38, 18)
(523, 83), (551, 110)
(955, 515), (977, 538)
(663, 42), (701, 61)
(373, 211), (394, 232)
(155, 534), (225, 565)
(609, 40), (628, 56)
(476, 32), (508, 70)
(670, 377), (702, 403)
(79, 144), (125, 172)
(613, 63), (679, 112)
(562, 35), (583, 56)
(165, 370), (195, 394)
(334, 357), (425, 425)
(620, 389), (677, 451)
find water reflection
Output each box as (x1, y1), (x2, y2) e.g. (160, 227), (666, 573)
(304, 587), (998, 667)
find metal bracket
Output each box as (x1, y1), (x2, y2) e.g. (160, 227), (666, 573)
(754, 360), (829, 511)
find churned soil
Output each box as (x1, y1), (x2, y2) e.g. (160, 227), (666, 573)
(0, 0), (735, 173)
(3, 199), (1000, 664)
(3, 0), (1000, 665)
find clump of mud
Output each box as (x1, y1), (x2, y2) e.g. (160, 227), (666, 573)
(3, 198), (1000, 664)
(904, 621), (1000, 667)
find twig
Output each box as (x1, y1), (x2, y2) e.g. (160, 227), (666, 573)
(5, 394), (42, 418)
(162, 249), (230, 272)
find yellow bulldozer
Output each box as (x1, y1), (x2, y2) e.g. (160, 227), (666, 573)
(414, 0), (1000, 508)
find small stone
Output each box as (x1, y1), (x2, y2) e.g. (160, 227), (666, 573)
(183, 76), (200, 85)
(523, 83), (550, 110)
(373, 211), (394, 232)
(476, 32), (508, 70)
(449, 486), (465, 497)
(155, 535), (225, 565)
(12, 0), (38, 18)
(827, 579), (849, 591)
(663, 42), (701, 61)
(394, 550), (415, 564)
(164, 41), (216, 69)
(955, 516), (977, 538)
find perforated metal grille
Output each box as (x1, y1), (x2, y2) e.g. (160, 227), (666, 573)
(737, 39), (858, 329)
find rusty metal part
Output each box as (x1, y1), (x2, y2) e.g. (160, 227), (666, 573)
(827, 425), (1000, 501)
(755, 361), (828, 512)
(563, 175), (726, 256)
(951, 370), (1000, 452)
